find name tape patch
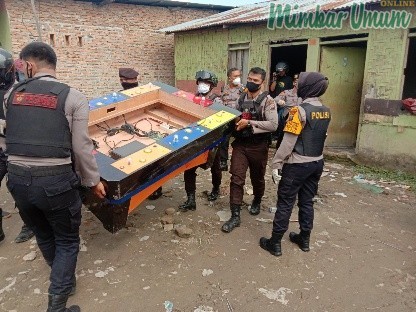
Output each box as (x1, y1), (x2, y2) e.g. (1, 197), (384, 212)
(12, 92), (58, 109)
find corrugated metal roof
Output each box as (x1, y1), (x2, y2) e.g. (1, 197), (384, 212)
(159, 0), (381, 33)
(74, 0), (234, 11)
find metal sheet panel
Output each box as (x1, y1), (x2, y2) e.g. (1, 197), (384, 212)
(159, 0), (381, 33)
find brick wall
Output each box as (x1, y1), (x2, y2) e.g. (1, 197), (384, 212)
(5, 0), (218, 98)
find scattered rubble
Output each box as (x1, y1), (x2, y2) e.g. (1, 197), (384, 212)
(216, 210), (231, 222)
(163, 224), (174, 231)
(139, 236), (150, 242)
(23, 251), (37, 262)
(165, 208), (176, 215)
(202, 269), (213, 277)
(175, 225), (193, 238)
(161, 215), (174, 225)
(258, 287), (293, 305)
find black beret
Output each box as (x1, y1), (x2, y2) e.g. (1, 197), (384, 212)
(119, 68), (139, 79)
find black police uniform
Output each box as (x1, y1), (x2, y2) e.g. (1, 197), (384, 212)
(0, 90), (7, 183)
(0, 91), (7, 241)
(6, 77), (80, 296)
(272, 103), (331, 235)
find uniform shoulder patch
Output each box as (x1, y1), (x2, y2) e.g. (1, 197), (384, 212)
(265, 96), (276, 110)
(283, 106), (302, 135)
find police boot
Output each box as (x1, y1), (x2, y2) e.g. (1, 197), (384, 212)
(259, 232), (284, 257)
(0, 208), (5, 242)
(248, 197), (262, 216)
(221, 204), (241, 233)
(207, 187), (220, 201)
(178, 193), (196, 211)
(46, 294), (80, 312)
(219, 160), (228, 171)
(148, 187), (163, 200)
(289, 230), (311, 252)
(15, 224), (35, 243)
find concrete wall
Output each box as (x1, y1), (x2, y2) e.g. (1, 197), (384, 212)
(173, 6), (416, 173)
(5, 0), (218, 98)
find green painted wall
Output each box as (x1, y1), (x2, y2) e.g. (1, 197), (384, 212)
(175, 29), (228, 81)
(0, 0), (12, 50)
(358, 116), (416, 172)
(173, 6), (416, 172)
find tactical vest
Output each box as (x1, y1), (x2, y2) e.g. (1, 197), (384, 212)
(6, 77), (72, 158)
(0, 90), (6, 137)
(234, 91), (269, 141)
(293, 102), (331, 157)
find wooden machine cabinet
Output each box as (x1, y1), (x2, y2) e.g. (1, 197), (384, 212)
(83, 82), (240, 233)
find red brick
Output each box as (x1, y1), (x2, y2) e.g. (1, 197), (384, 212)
(5, 0), (218, 99)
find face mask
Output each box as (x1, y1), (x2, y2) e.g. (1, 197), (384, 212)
(121, 82), (139, 90)
(15, 71), (26, 83)
(232, 77), (241, 86)
(246, 81), (261, 93)
(25, 61), (33, 79)
(197, 82), (210, 95)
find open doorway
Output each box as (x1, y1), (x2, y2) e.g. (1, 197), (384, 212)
(269, 44), (307, 97)
(319, 41), (367, 148)
(403, 37), (416, 99)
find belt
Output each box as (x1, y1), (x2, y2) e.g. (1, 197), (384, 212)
(234, 136), (269, 144)
(8, 163), (73, 177)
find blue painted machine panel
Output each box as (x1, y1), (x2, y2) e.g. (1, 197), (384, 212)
(89, 92), (130, 110)
(158, 125), (211, 150)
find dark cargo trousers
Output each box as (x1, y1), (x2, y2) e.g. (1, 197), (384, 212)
(272, 160), (324, 234)
(229, 140), (269, 205)
(184, 149), (222, 193)
(219, 135), (231, 162)
(0, 148), (7, 185)
(6, 164), (81, 295)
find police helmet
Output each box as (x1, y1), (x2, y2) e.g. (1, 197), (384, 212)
(195, 70), (218, 87)
(275, 62), (289, 73)
(0, 48), (15, 91)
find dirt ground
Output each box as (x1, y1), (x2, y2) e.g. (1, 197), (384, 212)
(0, 150), (415, 312)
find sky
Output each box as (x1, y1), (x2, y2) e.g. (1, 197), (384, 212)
(173, 0), (267, 7)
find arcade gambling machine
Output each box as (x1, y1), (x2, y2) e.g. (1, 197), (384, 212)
(83, 82), (241, 233)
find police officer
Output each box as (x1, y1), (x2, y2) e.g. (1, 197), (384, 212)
(4, 42), (106, 311)
(222, 67), (278, 233)
(118, 67), (163, 200)
(274, 73), (302, 149)
(269, 61), (293, 98)
(260, 72), (330, 257)
(0, 48), (14, 244)
(0, 48), (35, 244)
(119, 67), (139, 90)
(179, 70), (223, 209)
(219, 68), (244, 171)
